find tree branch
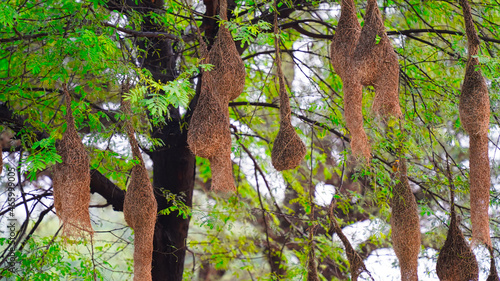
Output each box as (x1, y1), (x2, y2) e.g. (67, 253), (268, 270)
(90, 169), (125, 212)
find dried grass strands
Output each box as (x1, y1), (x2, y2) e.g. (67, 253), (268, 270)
(353, 0), (400, 117)
(52, 85), (93, 239)
(330, 0), (361, 80)
(436, 164), (479, 281)
(209, 138), (236, 191)
(458, 0), (492, 247)
(121, 99), (158, 281)
(330, 0), (401, 160)
(187, 72), (229, 158)
(188, 0), (243, 191)
(270, 3), (306, 171)
(390, 159), (420, 281)
(208, 0), (246, 102)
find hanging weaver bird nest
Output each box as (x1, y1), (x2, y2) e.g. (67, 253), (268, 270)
(207, 0), (245, 102)
(209, 140), (236, 191)
(270, 6), (306, 171)
(436, 211), (479, 281)
(187, 72), (229, 158)
(52, 85), (93, 239)
(330, 0), (401, 159)
(458, 0), (492, 247)
(390, 159), (420, 281)
(121, 99), (158, 281)
(188, 0), (245, 192)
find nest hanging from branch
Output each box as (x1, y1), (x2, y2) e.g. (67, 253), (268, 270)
(458, 0), (492, 247)
(52, 85), (93, 239)
(270, 3), (306, 171)
(188, 0), (244, 191)
(187, 72), (229, 158)
(121, 98), (158, 281)
(330, 0), (401, 159)
(207, 0), (246, 102)
(390, 159), (421, 281)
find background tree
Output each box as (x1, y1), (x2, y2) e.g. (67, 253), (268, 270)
(1, 0), (500, 280)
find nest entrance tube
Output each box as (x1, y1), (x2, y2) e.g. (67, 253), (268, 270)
(121, 97), (158, 281)
(52, 85), (93, 239)
(390, 159), (421, 281)
(330, 0), (401, 160)
(270, 0), (306, 171)
(458, 0), (492, 247)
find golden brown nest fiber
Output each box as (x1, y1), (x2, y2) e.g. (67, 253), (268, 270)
(390, 159), (421, 281)
(330, 0), (401, 159)
(52, 85), (93, 239)
(209, 139), (236, 191)
(436, 210), (479, 281)
(121, 98), (158, 281)
(458, 0), (492, 247)
(188, 0), (245, 191)
(270, 2), (306, 171)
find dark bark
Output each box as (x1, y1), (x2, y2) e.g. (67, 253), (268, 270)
(150, 108), (195, 281)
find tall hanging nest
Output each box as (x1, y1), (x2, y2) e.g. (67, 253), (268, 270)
(187, 0), (244, 191)
(458, 0), (491, 247)
(52, 85), (93, 239)
(270, 1), (306, 171)
(390, 159), (421, 281)
(330, 0), (401, 159)
(436, 169), (479, 281)
(121, 98), (158, 281)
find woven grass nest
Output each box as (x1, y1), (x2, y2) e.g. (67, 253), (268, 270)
(458, 0), (492, 247)
(330, 0), (401, 159)
(187, 0), (244, 191)
(270, 6), (306, 171)
(390, 159), (421, 281)
(122, 99), (158, 281)
(52, 86), (93, 239)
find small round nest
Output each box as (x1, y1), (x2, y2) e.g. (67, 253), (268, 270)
(271, 120), (306, 171)
(270, 10), (306, 171)
(391, 160), (421, 281)
(52, 88), (93, 239)
(436, 212), (478, 281)
(121, 100), (158, 281)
